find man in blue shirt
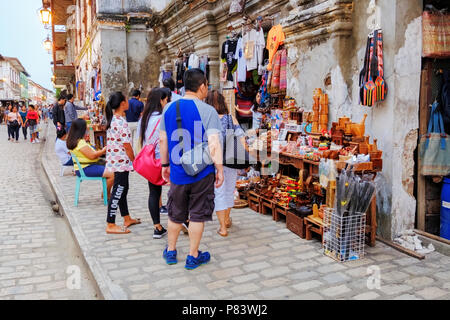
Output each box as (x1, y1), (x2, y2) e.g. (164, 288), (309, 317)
(125, 90), (144, 152)
(160, 69), (224, 270)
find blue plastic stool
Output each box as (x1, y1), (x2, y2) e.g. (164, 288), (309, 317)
(70, 152), (108, 207)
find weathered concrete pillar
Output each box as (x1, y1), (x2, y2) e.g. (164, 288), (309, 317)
(100, 26), (129, 99)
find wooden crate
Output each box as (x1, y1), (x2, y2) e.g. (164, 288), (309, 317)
(273, 202), (290, 222)
(286, 210), (306, 239)
(260, 197), (274, 216)
(248, 191), (261, 213)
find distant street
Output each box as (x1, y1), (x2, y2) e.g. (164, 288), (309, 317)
(0, 124), (98, 299)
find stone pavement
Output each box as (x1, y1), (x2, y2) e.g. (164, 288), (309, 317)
(41, 123), (450, 300)
(0, 124), (98, 300)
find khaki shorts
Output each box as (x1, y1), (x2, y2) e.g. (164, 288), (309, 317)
(167, 173), (216, 224)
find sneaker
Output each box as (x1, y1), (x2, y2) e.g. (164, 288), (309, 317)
(185, 251), (211, 270)
(163, 247), (177, 265)
(153, 226), (167, 239)
(35, 138), (40, 143)
(160, 206), (168, 215)
(31, 140), (35, 144)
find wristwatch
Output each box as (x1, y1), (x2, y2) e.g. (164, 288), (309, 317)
(162, 163), (170, 168)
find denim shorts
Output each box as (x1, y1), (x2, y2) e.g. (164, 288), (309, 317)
(75, 164), (105, 177)
(29, 125), (37, 134)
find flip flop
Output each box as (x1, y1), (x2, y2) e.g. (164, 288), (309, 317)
(106, 226), (131, 234)
(217, 229), (228, 237)
(124, 218), (141, 228)
(226, 218), (232, 228)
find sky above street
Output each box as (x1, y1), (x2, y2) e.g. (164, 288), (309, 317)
(0, 0), (53, 91)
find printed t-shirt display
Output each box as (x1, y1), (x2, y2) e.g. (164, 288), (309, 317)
(221, 39), (238, 81)
(234, 37), (247, 83)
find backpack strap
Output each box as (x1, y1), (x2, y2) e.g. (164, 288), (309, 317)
(176, 100), (184, 154)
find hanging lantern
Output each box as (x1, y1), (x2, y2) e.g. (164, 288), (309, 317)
(43, 35), (52, 53)
(39, 7), (52, 25)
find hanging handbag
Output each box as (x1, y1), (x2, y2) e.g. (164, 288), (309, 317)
(223, 115), (254, 169)
(176, 101), (214, 176)
(419, 101), (450, 176)
(133, 118), (167, 186)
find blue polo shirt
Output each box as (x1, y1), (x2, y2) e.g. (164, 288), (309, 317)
(125, 97), (144, 122)
(160, 98), (222, 185)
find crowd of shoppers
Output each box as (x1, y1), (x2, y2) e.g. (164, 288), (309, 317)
(49, 68), (247, 270)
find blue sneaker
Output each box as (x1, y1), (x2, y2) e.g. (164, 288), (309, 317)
(185, 251), (211, 270)
(163, 247), (177, 265)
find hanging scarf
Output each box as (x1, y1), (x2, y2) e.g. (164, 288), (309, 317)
(270, 50), (282, 93)
(279, 49), (287, 91)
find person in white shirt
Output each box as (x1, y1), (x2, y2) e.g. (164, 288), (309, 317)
(55, 128), (74, 171)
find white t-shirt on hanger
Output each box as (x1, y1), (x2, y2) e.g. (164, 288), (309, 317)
(234, 37), (247, 82)
(188, 54), (200, 69)
(255, 28), (265, 69)
(243, 29), (258, 71)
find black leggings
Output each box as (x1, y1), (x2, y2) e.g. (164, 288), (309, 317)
(148, 182), (162, 225)
(22, 125), (27, 139)
(107, 171), (130, 224)
(9, 125), (20, 141)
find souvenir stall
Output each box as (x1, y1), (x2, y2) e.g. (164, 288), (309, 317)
(222, 13), (385, 261)
(77, 67), (107, 150)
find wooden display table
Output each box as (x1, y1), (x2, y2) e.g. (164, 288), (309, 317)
(286, 210), (306, 239)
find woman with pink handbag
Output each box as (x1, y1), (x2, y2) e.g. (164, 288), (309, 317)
(135, 88), (171, 239)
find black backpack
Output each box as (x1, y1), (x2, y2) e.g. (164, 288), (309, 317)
(441, 70), (450, 135)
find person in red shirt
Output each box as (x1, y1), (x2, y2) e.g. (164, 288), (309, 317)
(24, 105), (40, 143)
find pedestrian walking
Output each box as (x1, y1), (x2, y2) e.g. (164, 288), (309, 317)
(66, 118), (114, 196)
(4, 104), (11, 140)
(64, 94), (88, 131)
(25, 105), (40, 143)
(125, 89), (144, 152)
(137, 88), (170, 239)
(206, 90), (246, 237)
(7, 105), (22, 143)
(52, 95), (67, 130)
(19, 105), (28, 140)
(160, 68), (224, 269)
(105, 92), (141, 234)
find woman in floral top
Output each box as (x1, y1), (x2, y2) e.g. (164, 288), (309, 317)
(105, 92), (140, 234)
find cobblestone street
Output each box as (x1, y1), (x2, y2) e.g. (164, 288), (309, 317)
(36, 123), (450, 300)
(0, 124), (98, 299)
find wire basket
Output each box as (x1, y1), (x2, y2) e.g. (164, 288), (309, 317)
(323, 208), (366, 262)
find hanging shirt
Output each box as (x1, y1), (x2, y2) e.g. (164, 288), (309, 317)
(221, 39), (238, 82)
(243, 29), (257, 71)
(188, 54), (200, 69)
(234, 37), (247, 83)
(255, 28), (266, 70)
(266, 25), (285, 71)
